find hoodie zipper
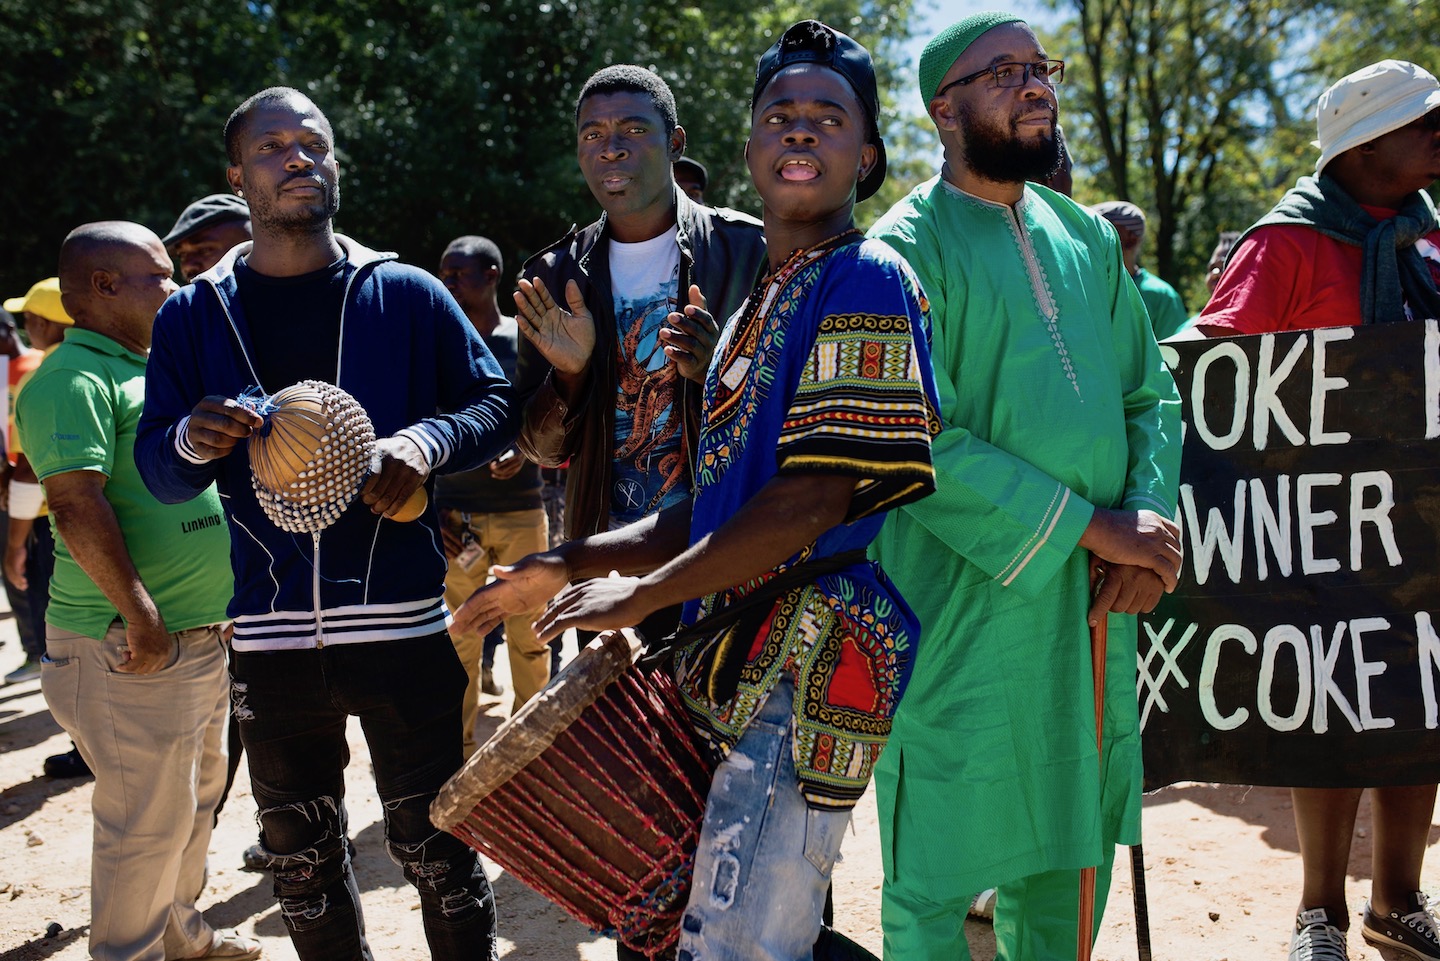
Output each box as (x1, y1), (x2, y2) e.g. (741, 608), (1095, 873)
(207, 251), (371, 649)
(313, 264), (366, 646)
(312, 533), (324, 647)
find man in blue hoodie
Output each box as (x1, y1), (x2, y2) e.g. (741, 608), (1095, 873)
(135, 87), (516, 961)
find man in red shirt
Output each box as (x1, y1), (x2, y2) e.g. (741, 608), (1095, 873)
(1198, 60), (1440, 961)
(1199, 60), (1440, 336)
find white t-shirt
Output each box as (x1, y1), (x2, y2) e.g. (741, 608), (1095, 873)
(606, 227), (689, 526)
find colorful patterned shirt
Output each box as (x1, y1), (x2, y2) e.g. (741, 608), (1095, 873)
(674, 232), (941, 810)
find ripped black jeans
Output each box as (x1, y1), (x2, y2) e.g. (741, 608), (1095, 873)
(232, 633), (498, 961)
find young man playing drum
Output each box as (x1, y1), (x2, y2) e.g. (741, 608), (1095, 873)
(453, 21), (939, 960)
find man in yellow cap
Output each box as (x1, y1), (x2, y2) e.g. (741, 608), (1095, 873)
(867, 11), (1182, 959)
(1, 278), (72, 687)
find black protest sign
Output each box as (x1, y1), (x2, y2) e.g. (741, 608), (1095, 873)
(1139, 320), (1440, 790)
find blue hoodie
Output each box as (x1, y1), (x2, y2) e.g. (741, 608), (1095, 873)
(136, 236), (519, 651)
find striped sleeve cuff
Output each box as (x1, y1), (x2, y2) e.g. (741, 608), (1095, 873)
(396, 424), (451, 470)
(173, 417), (211, 466)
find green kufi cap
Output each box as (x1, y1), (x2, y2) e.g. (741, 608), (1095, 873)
(919, 11), (1025, 102)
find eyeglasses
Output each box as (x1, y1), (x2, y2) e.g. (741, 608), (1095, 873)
(937, 60), (1065, 96)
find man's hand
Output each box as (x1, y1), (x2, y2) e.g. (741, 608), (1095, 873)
(513, 277), (596, 376)
(533, 572), (657, 644)
(186, 396), (264, 460)
(1087, 560), (1166, 627)
(1078, 508), (1183, 592)
(362, 436), (430, 517)
(659, 285), (719, 384)
(488, 447), (526, 480)
(114, 617), (174, 675)
(4, 543), (26, 590)
(450, 551), (570, 638)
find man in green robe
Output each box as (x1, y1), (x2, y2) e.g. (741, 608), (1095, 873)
(1092, 200), (1190, 341)
(867, 12), (1184, 960)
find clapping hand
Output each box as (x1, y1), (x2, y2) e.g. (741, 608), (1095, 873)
(514, 277), (596, 376)
(659, 285), (719, 384)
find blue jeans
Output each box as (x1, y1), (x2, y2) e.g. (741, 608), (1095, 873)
(232, 633), (497, 961)
(678, 678), (853, 961)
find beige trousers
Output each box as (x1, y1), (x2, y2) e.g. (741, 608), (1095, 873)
(42, 621), (229, 961)
(443, 507), (551, 757)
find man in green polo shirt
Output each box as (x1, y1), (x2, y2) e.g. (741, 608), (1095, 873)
(17, 221), (258, 961)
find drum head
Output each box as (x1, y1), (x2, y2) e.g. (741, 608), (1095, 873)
(430, 629), (639, 828)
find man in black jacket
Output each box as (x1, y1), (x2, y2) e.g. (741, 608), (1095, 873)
(512, 66), (765, 564)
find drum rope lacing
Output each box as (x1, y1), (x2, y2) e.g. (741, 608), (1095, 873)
(448, 666), (712, 957)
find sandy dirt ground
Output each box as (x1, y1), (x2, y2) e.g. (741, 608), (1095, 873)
(1, 610), (1437, 961)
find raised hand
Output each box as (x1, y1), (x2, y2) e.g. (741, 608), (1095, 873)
(659, 284), (719, 384)
(449, 551), (570, 638)
(514, 276), (596, 376)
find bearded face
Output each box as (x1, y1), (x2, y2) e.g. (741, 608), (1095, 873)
(956, 98), (1063, 185)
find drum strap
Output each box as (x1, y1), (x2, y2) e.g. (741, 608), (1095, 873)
(643, 549), (870, 705)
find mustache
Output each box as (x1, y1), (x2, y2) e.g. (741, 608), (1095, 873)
(1012, 102), (1057, 124)
(280, 173), (327, 190)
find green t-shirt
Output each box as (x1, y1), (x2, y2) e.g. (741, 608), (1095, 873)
(16, 328), (232, 639)
(1134, 266), (1189, 341)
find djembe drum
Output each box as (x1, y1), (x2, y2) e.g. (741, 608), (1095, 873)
(240, 380), (426, 532)
(430, 629), (714, 959)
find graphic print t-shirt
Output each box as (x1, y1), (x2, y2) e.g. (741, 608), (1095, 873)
(608, 228), (689, 527)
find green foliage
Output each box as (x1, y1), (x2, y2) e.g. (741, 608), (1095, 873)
(1308, 0), (1440, 77)
(1039, 0), (1321, 308)
(0, 1), (914, 297)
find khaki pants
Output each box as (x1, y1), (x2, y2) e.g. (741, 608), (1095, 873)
(42, 621), (229, 961)
(443, 506), (550, 757)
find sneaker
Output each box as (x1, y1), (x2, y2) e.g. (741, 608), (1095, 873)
(1362, 892), (1440, 961)
(967, 888), (996, 922)
(1290, 908), (1350, 961)
(43, 747), (91, 779)
(242, 836), (356, 871)
(188, 929), (261, 961)
(4, 657), (41, 685)
(480, 665), (503, 697)
(240, 843), (270, 872)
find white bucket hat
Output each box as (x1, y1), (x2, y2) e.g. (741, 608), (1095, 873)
(1314, 59), (1440, 174)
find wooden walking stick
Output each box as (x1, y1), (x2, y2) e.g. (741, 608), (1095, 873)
(1077, 613), (1108, 961)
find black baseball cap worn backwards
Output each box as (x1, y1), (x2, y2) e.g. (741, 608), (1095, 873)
(753, 19), (888, 202)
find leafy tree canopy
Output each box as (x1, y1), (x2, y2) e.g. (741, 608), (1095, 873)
(1, 1), (915, 297)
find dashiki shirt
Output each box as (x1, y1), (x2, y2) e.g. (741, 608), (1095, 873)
(674, 231), (941, 811)
(867, 178), (1181, 899)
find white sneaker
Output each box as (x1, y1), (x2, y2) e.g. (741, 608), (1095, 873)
(1289, 908), (1349, 961)
(967, 888), (996, 922)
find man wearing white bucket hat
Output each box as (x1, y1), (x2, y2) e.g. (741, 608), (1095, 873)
(1199, 60), (1440, 334)
(1198, 60), (1440, 961)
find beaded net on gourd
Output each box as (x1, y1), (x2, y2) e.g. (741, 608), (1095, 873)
(239, 380), (377, 534)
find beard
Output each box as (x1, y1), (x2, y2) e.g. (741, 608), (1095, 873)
(957, 100), (1062, 185)
(248, 174), (341, 234)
